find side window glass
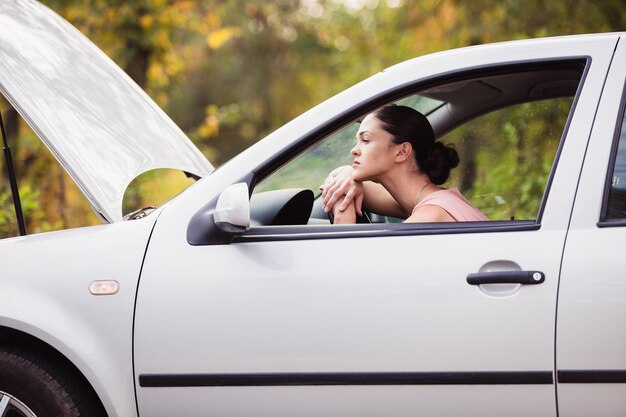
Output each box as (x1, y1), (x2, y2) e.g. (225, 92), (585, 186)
(251, 65), (582, 227)
(254, 123), (357, 194)
(442, 98), (573, 221)
(254, 96), (444, 195)
(252, 98), (447, 226)
(605, 103), (626, 221)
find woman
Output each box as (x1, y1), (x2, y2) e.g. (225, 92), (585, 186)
(321, 105), (487, 224)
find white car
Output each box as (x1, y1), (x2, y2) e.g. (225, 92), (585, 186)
(1, 1), (625, 417)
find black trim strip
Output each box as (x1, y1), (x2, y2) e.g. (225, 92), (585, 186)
(234, 221), (539, 243)
(139, 371), (553, 388)
(598, 219), (626, 228)
(599, 74), (626, 224)
(535, 57), (590, 224)
(558, 370), (626, 383)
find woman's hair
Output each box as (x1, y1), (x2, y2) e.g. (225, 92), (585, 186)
(372, 105), (459, 185)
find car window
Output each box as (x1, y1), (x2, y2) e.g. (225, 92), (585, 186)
(604, 100), (626, 221)
(254, 97), (572, 223)
(441, 97), (573, 220)
(251, 64), (582, 227)
(254, 122), (358, 195)
(254, 95), (444, 196)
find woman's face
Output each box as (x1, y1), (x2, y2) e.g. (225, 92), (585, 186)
(351, 113), (400, 182)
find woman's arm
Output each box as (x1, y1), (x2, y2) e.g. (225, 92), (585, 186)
(331, 196), (356, 224)
(360, 181), (405, 218)
(321, 166), (405, 218)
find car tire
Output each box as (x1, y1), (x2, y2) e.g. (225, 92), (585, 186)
(0, 346), (104, 417)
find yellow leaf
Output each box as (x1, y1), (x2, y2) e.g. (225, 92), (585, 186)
(206, 13), (221, 30)
(207, 28), (239, 50)
(139, 14), (154, 30)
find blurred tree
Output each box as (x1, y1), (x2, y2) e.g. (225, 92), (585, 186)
(1, 0), (624, 236)
(43, 0), (227, 87)
(40, 0), (625, 164)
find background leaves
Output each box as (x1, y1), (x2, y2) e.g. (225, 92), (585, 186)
(0, 0), (624, 236)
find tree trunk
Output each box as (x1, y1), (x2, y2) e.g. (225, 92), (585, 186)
(122, 3), (151, 89)
(124, 38), (150, 89)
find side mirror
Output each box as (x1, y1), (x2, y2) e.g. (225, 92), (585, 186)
(214, 182), (251, 233)
(187, 181), (252, 245)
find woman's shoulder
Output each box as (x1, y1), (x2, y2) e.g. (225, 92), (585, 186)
(423, 187), (470, 203)
(414, 187), (488, 221)
(406, 204), (455, 222)
(426, 187), (462, 198)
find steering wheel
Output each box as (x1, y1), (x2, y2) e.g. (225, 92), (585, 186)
(327, 207), (372, 224)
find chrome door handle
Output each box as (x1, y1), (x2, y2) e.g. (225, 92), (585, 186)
(466, 271), (545, 285)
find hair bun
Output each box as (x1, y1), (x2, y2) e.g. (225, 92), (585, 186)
(421, 142), (459, 185)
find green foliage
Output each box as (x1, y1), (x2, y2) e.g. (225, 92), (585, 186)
(122, 169), (196, 214)
(0, 185), (45, 238)
(443, 98), (572, 220)
(0, 103), (101, 236)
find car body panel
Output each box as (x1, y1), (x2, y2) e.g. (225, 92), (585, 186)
(0, 0), (213, 223)
(132, 35), (618, 416)
(0, 216), (157, 417)
(556, 37), (626, 416)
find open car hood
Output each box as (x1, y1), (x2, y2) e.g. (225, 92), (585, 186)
(0, 0), (213, 223)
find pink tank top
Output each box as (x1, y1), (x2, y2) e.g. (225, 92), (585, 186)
(412, 188), (488, 221)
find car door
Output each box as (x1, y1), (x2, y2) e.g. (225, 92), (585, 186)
(556, 38), (626, 416)
(133, 36), (617, 417)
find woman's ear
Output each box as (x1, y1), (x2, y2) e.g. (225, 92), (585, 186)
(395, 142), (413, 163)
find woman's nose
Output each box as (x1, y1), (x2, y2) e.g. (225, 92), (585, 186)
(351, 145), (359, 156)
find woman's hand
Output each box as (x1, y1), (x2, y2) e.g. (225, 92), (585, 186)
(320, 165), (364, 215)
(332, 194), (357, 224)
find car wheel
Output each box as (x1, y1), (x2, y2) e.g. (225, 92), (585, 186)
(0, 346), (104, 417)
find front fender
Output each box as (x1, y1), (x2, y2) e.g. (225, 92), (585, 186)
(0, 217), (156, 417)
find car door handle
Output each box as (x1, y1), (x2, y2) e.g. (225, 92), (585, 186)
(466, 270), (545, 285)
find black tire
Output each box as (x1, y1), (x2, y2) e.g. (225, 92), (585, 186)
(0, 346), (105, 417)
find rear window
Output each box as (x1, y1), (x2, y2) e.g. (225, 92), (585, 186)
(604, 99), (626, 221)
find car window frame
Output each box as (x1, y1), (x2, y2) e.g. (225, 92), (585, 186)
(187, 58), (592, 246)
(598, 78), (626, 227)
